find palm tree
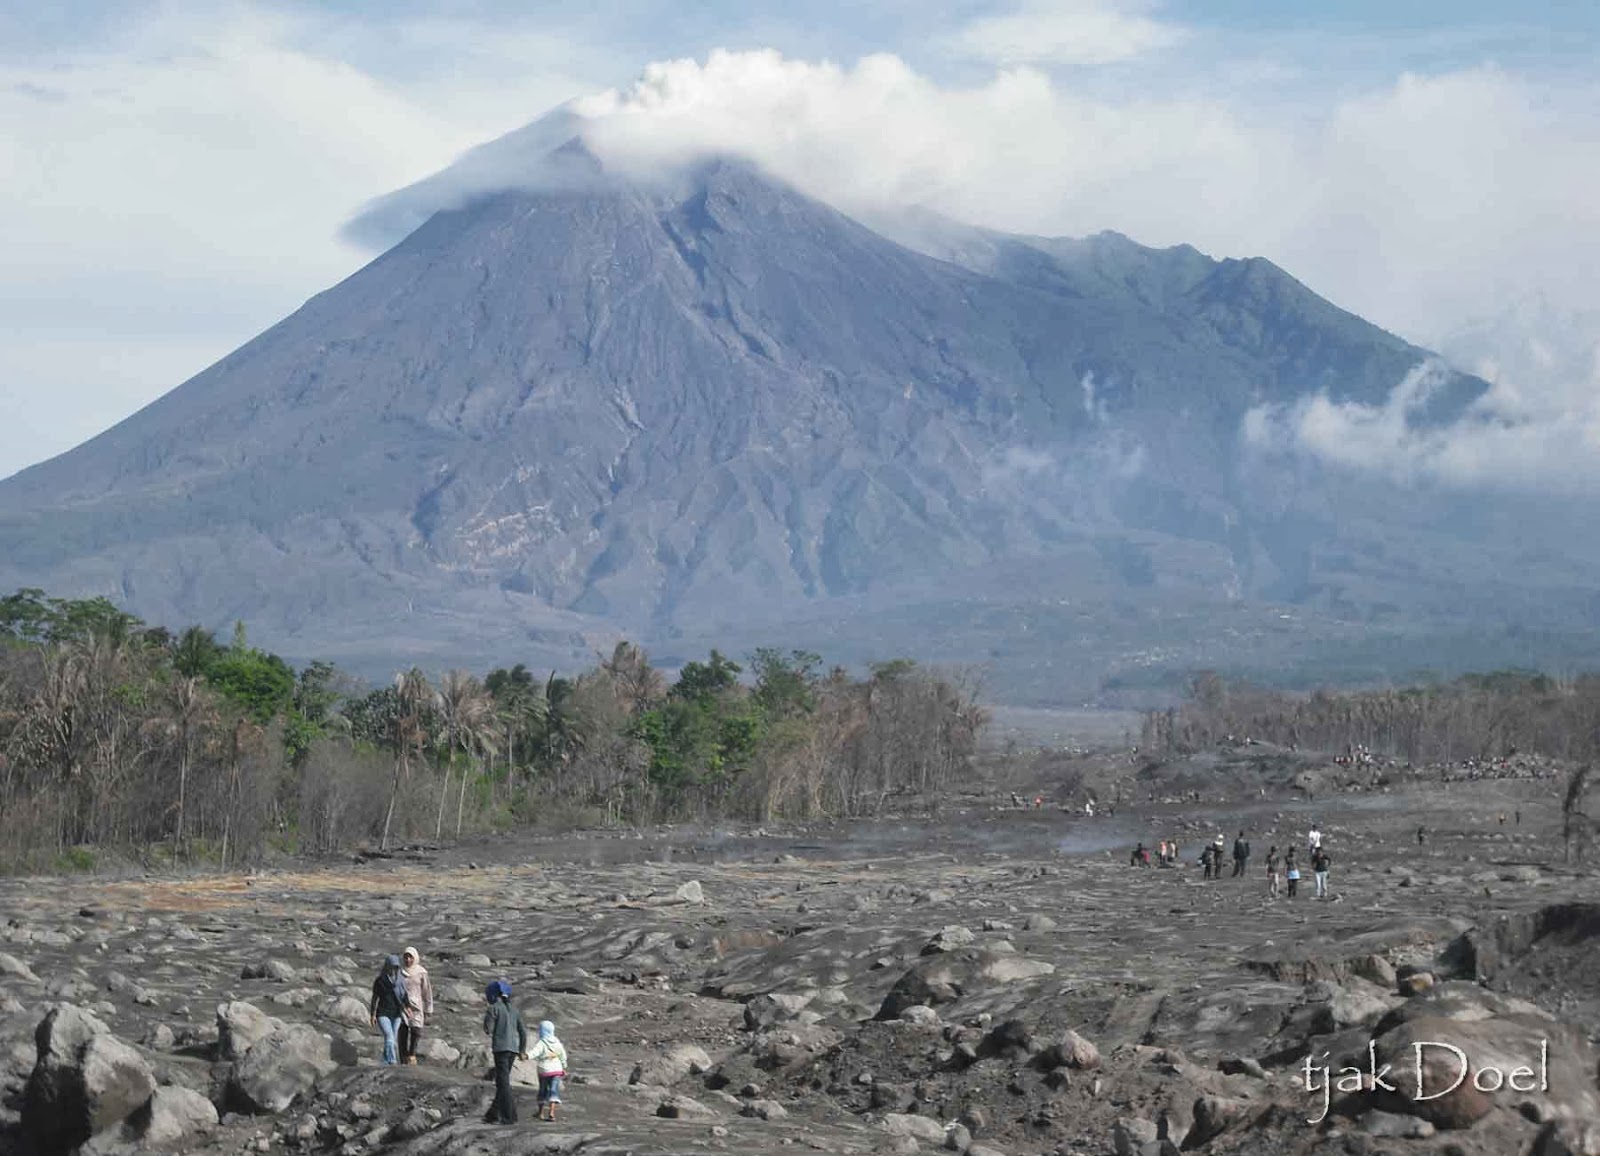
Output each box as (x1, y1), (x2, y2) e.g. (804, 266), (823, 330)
(435, 670), (498, 840)
(381, 668), (433, 852)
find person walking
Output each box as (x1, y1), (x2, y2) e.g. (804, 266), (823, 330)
(368, 954), (407, 1065)
(1307, 825), (1322, 855)
(1285, 848), (1300, 898)
(1231, 830), (1250, 877)
(525, 1020), (569, 1122)
(1265, 845), (1281, 898)
(397, 946), (435, 1064)
(482, 980), (528, 1125)
(1200, 842), (1215, 880)
(1312, 846), (1331, 899)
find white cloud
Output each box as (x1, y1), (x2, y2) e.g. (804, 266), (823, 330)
(5, 12), (1600, 494)
(948, 0), (1186, 67)
(0, 4), (596, 479)
(370, 50), (1600, 361)
(1242, 342), (1600, 493)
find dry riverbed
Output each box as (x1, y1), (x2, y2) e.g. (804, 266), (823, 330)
(1, 763), (1597, 1156)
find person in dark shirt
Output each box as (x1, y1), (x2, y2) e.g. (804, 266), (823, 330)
(482, 980), (529, 1124)
(368, 955), (406, 1065)
(1312, 847), (1332, 899)
(1231, 831), (1250, 877)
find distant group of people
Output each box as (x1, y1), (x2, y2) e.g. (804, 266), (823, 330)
(368, 950), (569, 1126)
(1129, 838), (1182, 867)
(1132, 824), (1333, 899)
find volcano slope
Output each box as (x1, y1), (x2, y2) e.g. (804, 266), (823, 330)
(1, 764), (1597, 1156)
(11, 135), (1596, 699)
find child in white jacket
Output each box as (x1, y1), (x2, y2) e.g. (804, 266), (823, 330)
(526, 1020), (568, 1121)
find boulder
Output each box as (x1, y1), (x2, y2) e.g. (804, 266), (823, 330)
(881, 1112), (948, 1145)
(922, 926), (976, 954)
(216, 1001), (283, 1061)
(1113, 1116), (1158, 1156)
(0, 951), (41, 983)
(322, 995), (371, 1028)
(629, 1044), (713, 1087)
(1359, 1109), (1435, 1139)
(226, 1023), (343, 1113)
(23, 1005), (157, 1153)
(1371, 1010), (1600, 1130)
(1186, 1096), (1252, 1147)
(415, 1036), (460, 1065)
(674, 881), (705, 904)
(126, 1085), (219, 1145)
(875, 950), (1053, 1021)
(743, 992), (814, 1030)
(656, 1093), (716, 1118)
(1036, 1029), (1099, 1071)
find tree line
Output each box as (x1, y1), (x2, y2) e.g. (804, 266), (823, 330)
(1141, 668), (1599, 861)
(1141, 668), (1600, 765)
(0, 588), (986, 872)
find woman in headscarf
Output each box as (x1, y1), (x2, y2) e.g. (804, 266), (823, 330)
(397, 946), (435, 1064)
(368, 954), (407, 1064)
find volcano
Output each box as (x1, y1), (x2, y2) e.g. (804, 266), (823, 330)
(3, 126), (1594, 700)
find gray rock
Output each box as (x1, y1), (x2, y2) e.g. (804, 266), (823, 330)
(674, 881), (705, 904)
(216, 1001), (283, 1061)
(415, 1036), (460, 1065)
(23, 1005), (157, 1152)
(1114, 1117), (1158, 1156)
(126, 1085), (219, 1146)
(1359, 1109), (1435, 1138)
(0, 952), (41, 983)
(1036, 1029), (1099, 1070)
(922, 925), (976, 954)
(656, 1093), (716, 1119)
(742, 1098), (788, 1120)
(629, 1044), (713, 1087)
(743, 992), (814, 1030)
(881, 1112), (947, 1145)
(322, 995), (371, 1028)
(226, 1023), (343, 1113)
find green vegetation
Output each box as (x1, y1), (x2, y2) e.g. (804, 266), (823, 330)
(0, 589), (985, 872)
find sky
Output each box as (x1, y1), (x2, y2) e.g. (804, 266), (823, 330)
(2, 1), (1598, 486)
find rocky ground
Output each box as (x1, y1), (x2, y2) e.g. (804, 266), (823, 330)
(1, 745), (1597, 1156)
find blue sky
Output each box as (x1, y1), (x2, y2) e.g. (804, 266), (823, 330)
(2, 1), (1599, 484)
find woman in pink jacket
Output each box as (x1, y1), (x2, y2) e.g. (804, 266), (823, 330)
(397, 946), (435, 1064)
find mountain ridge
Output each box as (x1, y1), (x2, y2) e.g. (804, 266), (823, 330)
(4, 140), (1588, 700)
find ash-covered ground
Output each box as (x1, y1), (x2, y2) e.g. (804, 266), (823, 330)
(2, 743), (1597, 1156)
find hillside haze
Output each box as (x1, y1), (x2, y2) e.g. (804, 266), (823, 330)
(3, 131), (1593, 700)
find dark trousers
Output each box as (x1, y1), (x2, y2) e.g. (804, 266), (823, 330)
(1232, 857), (1246, 877)
(398, 1022), (422, 1061)
(489, 1051), (518, 1122)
